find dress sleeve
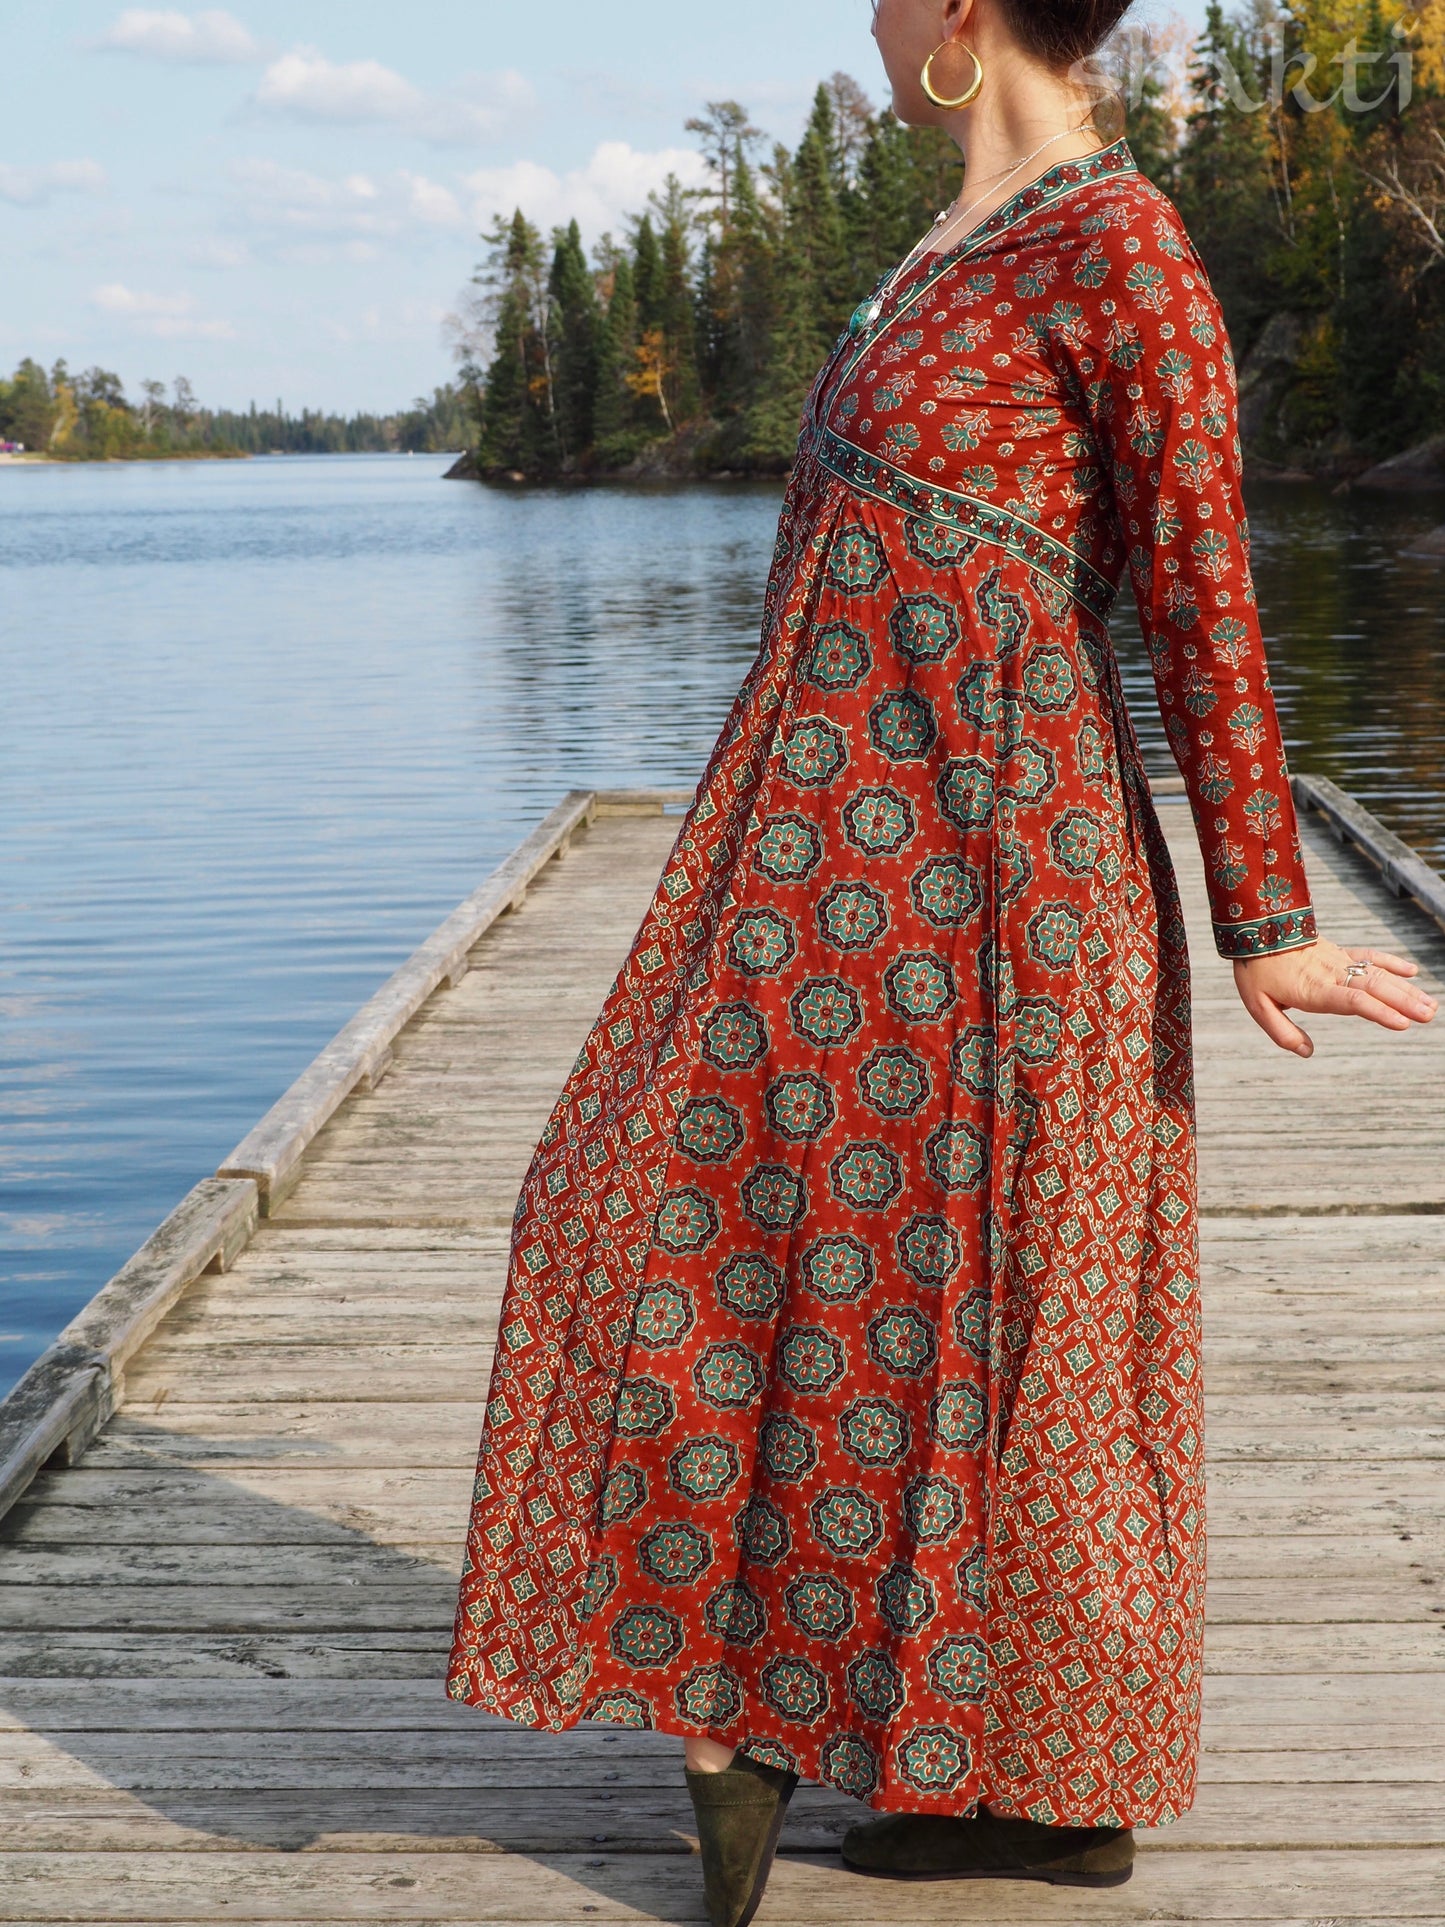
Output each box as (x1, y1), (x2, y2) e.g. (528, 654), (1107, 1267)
(1055, 204), (1317, 960)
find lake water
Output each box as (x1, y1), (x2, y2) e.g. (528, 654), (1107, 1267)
(2, 453), (1443, 1398)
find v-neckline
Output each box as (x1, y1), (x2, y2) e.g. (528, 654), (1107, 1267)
(923, 135), (1137, 267)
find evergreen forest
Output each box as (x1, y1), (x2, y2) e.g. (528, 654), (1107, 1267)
(461, 0), (1445, 481)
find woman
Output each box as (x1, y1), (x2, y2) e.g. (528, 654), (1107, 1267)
(449, 0), (1437, 1919)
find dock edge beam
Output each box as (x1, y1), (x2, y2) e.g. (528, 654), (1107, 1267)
(0, 1176), (259, 1524)
(1292, 773), (1445, 937)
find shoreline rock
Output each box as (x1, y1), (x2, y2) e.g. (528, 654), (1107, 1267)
(1347, 432), (1445, 493)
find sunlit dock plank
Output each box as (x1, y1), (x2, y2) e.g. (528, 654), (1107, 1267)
(1, 790), (1442, 1925)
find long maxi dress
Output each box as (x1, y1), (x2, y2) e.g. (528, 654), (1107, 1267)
(446, 138), (1316, 1830)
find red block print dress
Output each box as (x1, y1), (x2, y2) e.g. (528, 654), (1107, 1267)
(447, 140), (1315, 1829)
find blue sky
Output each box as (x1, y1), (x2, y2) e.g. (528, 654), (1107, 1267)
(3, 3), (1206, 414)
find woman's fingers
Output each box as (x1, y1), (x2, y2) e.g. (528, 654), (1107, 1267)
(1320, 982), (1416, 1031)
(1335, 954), (1439, 1025)
(1242, 987), (1314, 1056)
(1345, 947), (1418, 978)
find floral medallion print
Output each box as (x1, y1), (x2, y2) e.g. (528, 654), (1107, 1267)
(754, 812), (823, 883)
(788, 974), (863, 1047)
(714, 1253), (785, 1320)
(668, 1434), (742, 1502)
(800, 1234), (875, 1303)
(842, 785), (916, 855)
(838, 1396), (912, 1469)
(450, 140), (1315, 1830)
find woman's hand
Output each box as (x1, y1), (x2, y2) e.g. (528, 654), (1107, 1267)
(1233, 940), (1439, 1057)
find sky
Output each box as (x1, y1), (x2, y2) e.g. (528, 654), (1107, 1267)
(2, 2), (1208, 415)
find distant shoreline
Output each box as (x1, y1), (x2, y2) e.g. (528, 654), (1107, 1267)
(0, 448), (249, 466)
(0, 449), (466, 468)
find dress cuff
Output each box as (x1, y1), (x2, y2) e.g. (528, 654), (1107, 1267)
(1212, 907), (1319, 960)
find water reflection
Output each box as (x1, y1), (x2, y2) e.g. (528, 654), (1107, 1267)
(0, 456), (1440, 1395)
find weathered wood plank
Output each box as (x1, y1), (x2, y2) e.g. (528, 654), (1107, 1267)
(65, 1398), (1445, 1471)
(0, 1180), (260, 1525)
(0, 1633), (451, 1679)
(3, 1920), (1416, 1927)
(0, 1783), (1439, 1854)
(1294, 771), (1445, 935)
(0, 1920), (1417, 1927)
(1, 1848), (1442, 1920)
(115, 1336), (1445, 1403)
(1164, 808), (1445, 1215)
(4, 1726), (1444, 1791)
(5, 1469), (1435, 1560)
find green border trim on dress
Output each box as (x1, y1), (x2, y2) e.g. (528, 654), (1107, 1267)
(813, 428), (1121, 622)
(1212, 907), (1319, 959)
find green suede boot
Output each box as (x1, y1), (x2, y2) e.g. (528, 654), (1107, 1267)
(841, 1808), (1134, 1887)
(684, 1753), (799, 1927)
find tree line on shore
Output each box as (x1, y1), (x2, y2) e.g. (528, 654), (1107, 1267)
(461, 0), (1445, 481)
(0, 360), (468, 460)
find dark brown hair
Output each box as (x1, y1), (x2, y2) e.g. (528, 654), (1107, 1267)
(994, 0), (1136, 70)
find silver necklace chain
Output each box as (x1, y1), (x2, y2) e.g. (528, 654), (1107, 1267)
(856, 123), (1103, 332)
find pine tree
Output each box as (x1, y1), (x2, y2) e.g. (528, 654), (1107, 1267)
(1118, 31), (1180, 192)
(740, 95), (850, 468)
(593, 248), (645, 464)
(711, 153), (777, 432)
(632, 215), (664, 332)
(685, 101), (763, 227)
(476, 211), (554, 473)
(549, 219), (601, 465)
(652, 177), (702, 423)
(1174, 2), (1281, 350)
(0, 357), (59, 451)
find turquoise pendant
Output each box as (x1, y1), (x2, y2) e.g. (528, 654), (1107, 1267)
(848, 297), (883, 338)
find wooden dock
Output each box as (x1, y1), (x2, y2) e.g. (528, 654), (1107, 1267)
(1, 781), (1443, 1924)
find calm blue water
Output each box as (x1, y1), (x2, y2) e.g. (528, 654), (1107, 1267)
(2, 453), (1443, 1397)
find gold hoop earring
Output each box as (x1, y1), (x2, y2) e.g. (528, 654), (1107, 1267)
(921, 40), (983, 109)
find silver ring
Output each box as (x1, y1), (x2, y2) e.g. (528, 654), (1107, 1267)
(1342, 959), (1369, 985)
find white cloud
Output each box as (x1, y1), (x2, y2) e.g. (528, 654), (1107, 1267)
(90, 282), (236, 340)
(254, 50), (532, 145)
(229, 158), (464, 241)
(401, 171), (464, 228)
(461, 141), (709, 242)
(98, 8), (261, 63)
(257, 51), (418, 121)
(223, 142), (706, 261)
(0, 160), (107, 206)
(230, 158), (395, 236)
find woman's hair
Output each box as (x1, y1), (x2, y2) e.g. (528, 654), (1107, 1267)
(993, 0), (1136, 69)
